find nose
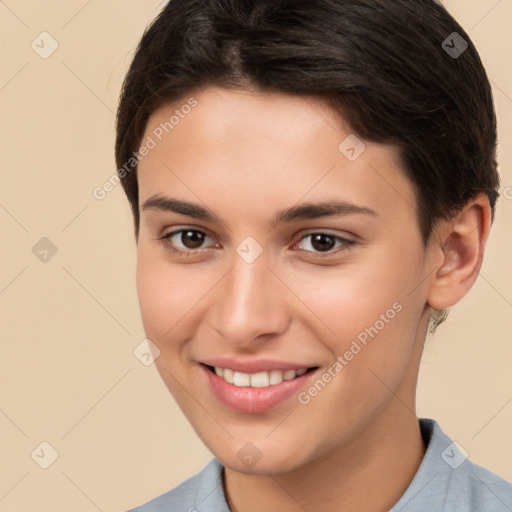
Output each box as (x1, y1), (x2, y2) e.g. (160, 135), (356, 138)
(207, 251), (290, 349)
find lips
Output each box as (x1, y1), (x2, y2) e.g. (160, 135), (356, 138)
(199, 360), (319, 413)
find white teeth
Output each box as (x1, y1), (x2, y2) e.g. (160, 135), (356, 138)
(233, 371), (251, 387)
(250, 371), (270, 388)
(223, 368), (234, 384)
(213, 366), (310, 387)
(282, 369), (296, 381)
(269, 370), (283, 385)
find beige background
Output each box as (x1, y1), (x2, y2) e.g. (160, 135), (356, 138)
(0, 1), (511, 510)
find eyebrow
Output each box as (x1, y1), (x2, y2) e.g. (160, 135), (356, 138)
(141, 194), (378, 227)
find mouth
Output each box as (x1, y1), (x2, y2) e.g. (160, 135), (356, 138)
(203, 364), (317, 388)
(200, 363), (319, 413)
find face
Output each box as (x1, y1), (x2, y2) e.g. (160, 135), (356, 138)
(136, 86), (434, 475)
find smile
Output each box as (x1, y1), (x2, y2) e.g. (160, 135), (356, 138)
(200, 363), (319, 413)
(209, 365), (311, 387)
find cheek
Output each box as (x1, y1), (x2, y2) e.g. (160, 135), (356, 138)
(135, 247), (196, 349)
(135, 248), (202, 403)
(298, 274), (414, 386)
(287, 249), (417, 346)
(289, 241), (424, 398)
(289, 277), (420, 443)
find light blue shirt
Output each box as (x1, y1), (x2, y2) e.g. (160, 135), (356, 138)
(128, 418), (512, 511)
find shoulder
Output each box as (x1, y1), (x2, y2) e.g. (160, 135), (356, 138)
(391, 418), (512, 512)
(127, 458), (229, 512)
(454, 458), (512, 510)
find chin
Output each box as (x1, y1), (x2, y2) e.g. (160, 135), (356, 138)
(223, 453), (307, 476)
(204, 434), (316, 476)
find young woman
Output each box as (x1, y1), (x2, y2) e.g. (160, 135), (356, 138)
(116, 1), (512, 510)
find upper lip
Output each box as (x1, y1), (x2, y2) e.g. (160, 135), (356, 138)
(200, 357), (317, 374)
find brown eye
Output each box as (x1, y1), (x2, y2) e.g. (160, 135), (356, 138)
(296, 233), (354, 254)
(310, 234), (336, 252)
(159, 229), (213, 255)
(179, 230), (206, 249)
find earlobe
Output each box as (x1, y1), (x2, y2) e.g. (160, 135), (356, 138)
(427, 194), (492, 310)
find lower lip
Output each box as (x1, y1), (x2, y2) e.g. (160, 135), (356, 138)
(200, 364), (317, 413)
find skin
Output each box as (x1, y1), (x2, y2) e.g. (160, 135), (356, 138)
(135, 86), (491, 511)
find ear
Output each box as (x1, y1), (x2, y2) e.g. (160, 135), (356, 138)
(427, 193), (493, 310)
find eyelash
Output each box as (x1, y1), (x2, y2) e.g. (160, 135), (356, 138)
(156, 228), (355, 259)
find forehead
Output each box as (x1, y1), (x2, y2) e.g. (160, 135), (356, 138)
(137, 87), (416, 224)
